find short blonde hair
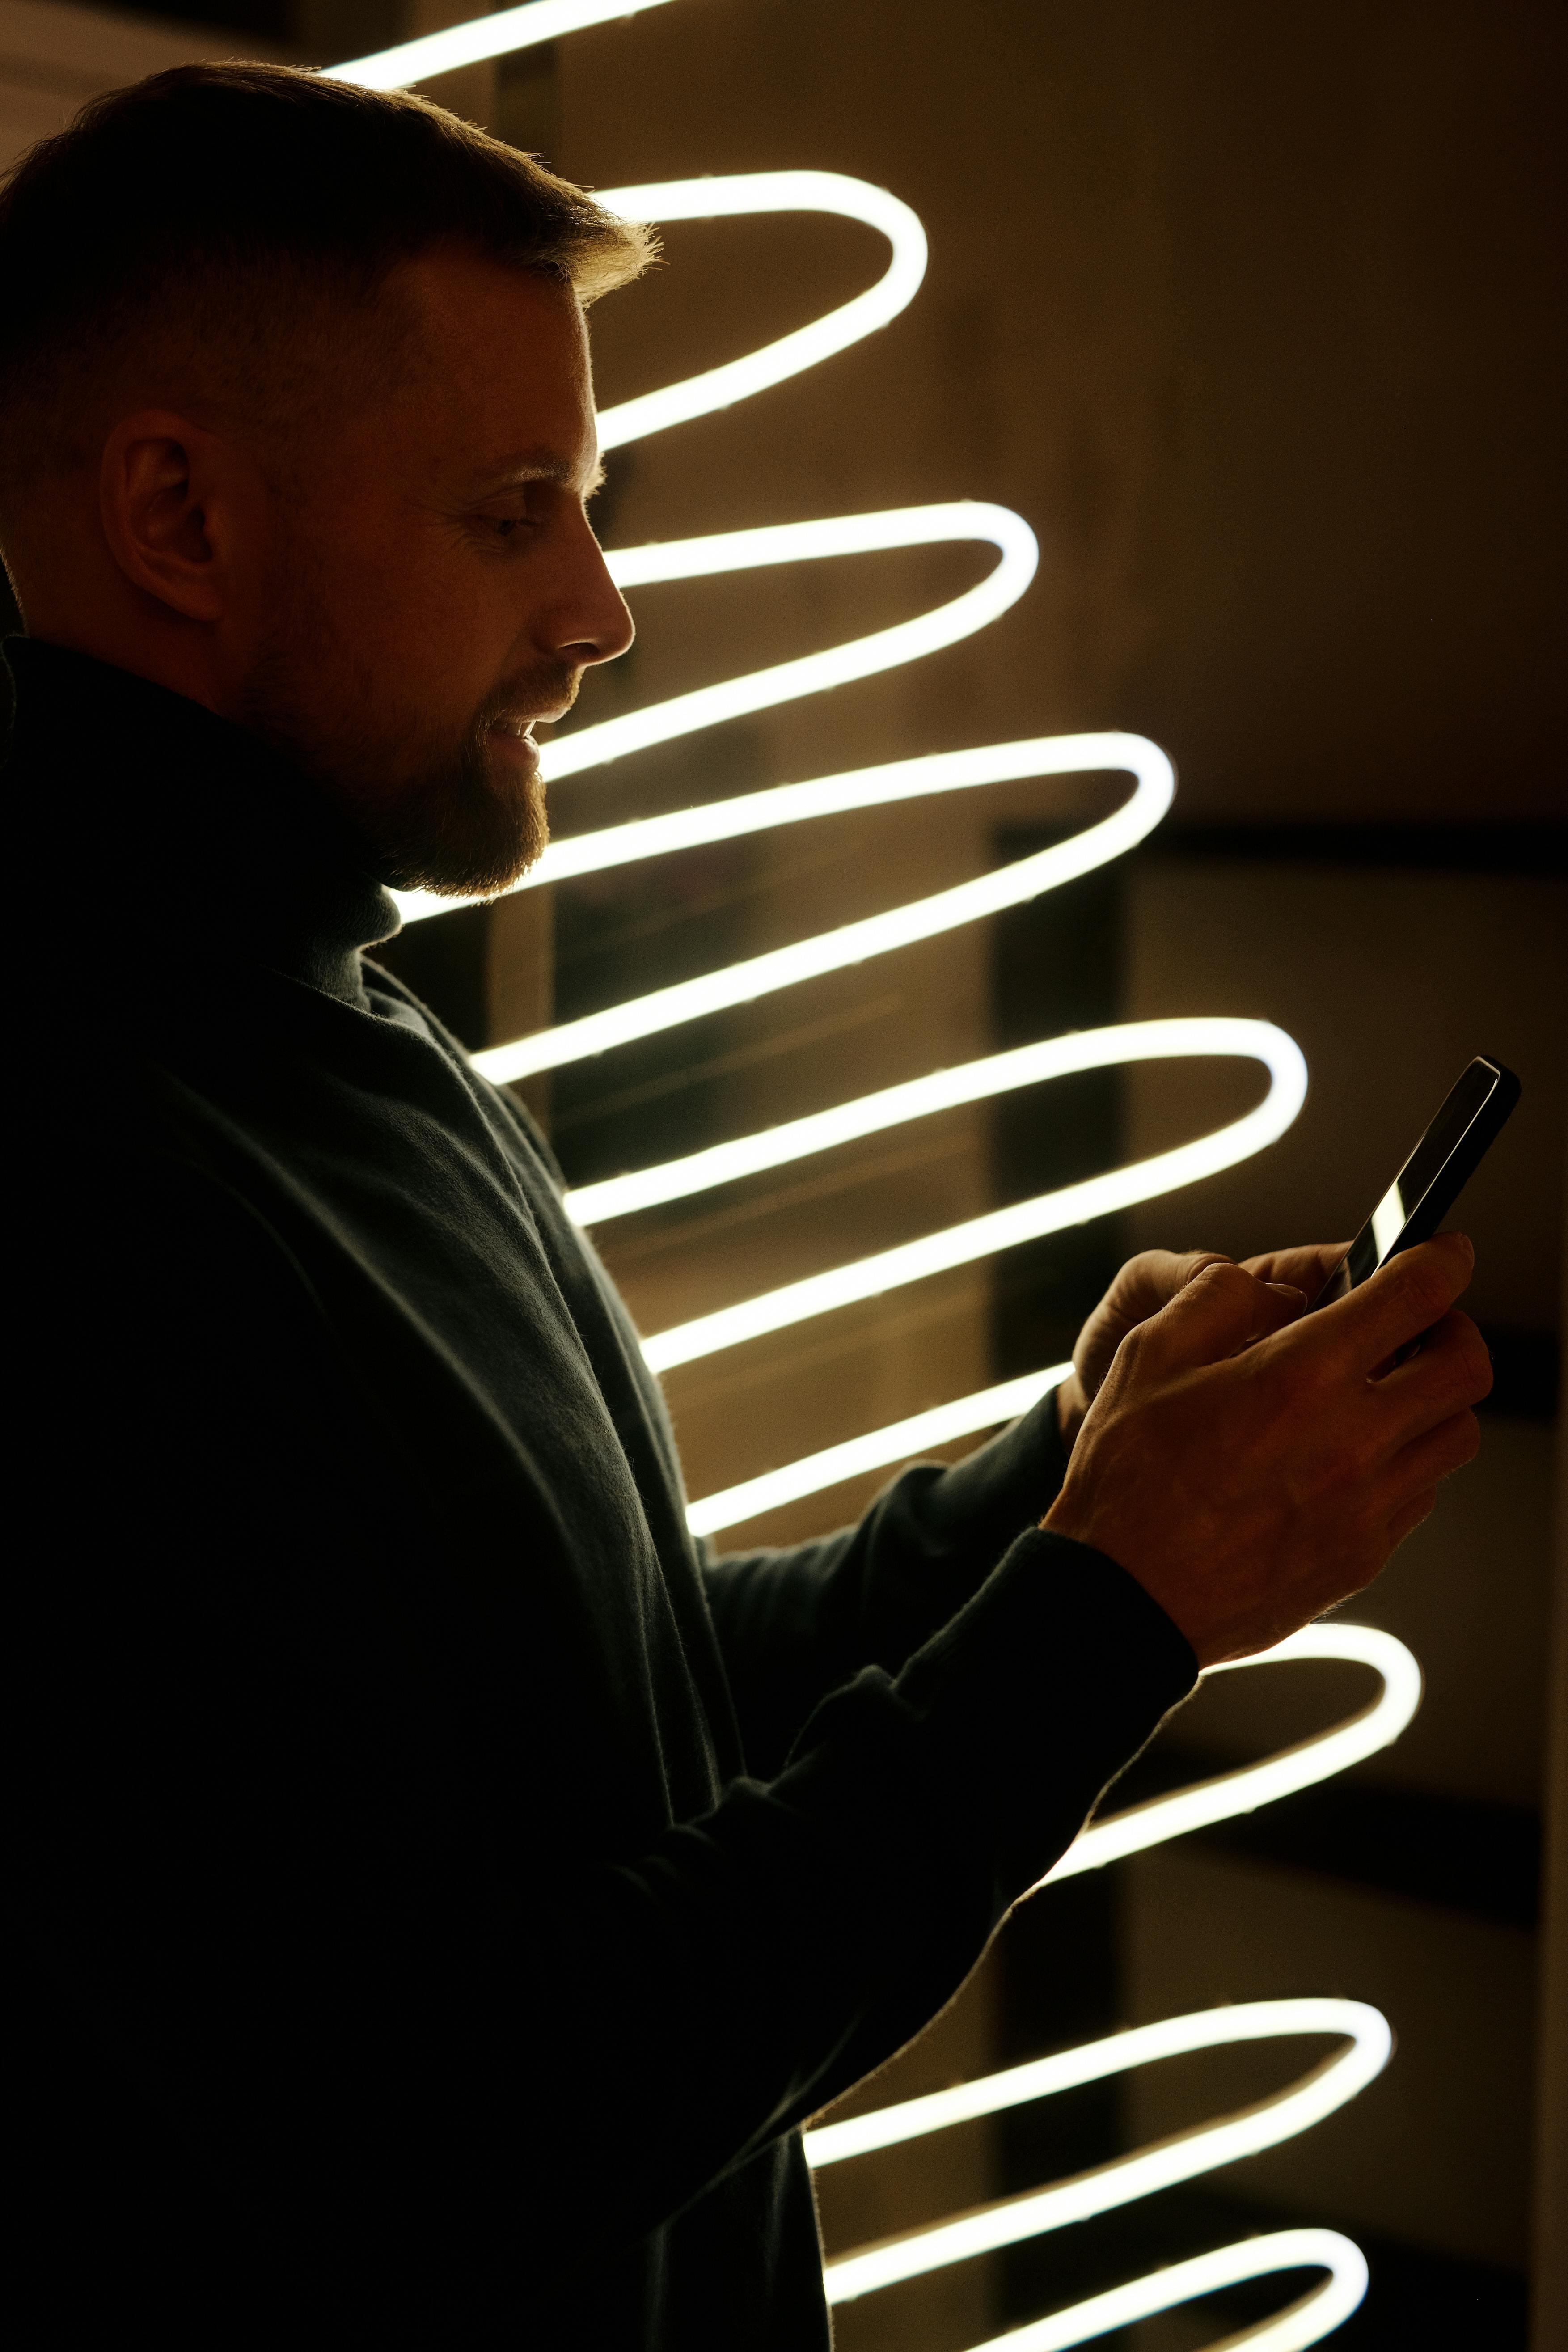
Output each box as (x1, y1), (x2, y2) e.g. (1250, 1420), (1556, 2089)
(0, 62), (655, 536)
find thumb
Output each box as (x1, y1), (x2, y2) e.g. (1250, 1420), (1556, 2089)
(1140, 1258), (1298, 1371)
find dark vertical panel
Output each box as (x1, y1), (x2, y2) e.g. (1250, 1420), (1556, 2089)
(548, 841), (751, 1189)
(990, 819), (1127, 1380)
(989, 817), (1128, 2332)
(991, 1877), (1129, 2335)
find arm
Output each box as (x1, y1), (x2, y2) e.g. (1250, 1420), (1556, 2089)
(697, 1243), (1340, 1777)
(701, 1387), (1072, 1776)
(8, 1159), (1194, 2315)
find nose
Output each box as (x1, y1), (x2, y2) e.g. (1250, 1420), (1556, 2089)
(550, 509), (635, 670)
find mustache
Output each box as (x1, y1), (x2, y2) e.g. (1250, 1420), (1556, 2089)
(473, 661), (581, 737)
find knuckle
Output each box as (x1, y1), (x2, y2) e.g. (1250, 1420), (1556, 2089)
(1396, 1249), (1454, 1326)
(1401, 1489), (1440, 1540)
(1444, 1408), (1482, 1472)
(1454, 1316), (1494, 1403)
(1426, 1315), (1491, 1412)
(1183, 1250), (1233, 1279)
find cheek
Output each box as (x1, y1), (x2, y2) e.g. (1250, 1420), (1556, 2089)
(312, 522), (494, 698)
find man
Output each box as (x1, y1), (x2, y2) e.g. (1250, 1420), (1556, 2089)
(0, 65), (1489, 2347)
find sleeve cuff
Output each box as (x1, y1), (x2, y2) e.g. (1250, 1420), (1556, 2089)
(892, 1526), (1199, 1895)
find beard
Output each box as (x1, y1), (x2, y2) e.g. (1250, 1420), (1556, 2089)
(238, 550), (571, 899)
(354, 673), (560, 898)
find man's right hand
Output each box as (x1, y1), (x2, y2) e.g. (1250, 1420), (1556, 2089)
(1043, 1233), (1492, 1666)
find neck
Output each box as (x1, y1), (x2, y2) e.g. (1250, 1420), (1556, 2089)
(4, 637), (400, 1007)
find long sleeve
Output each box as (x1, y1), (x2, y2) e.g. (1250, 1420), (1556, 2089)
(8, 1159), (1196, 2331)
(700, 1390), (1074, 1776)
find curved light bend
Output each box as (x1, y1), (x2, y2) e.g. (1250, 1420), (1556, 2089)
(642, 1022), (1306, 1372)
(815, 1998), (1390, 2303)
(571, 1017), (1304, 1228)
(959, 2231), (1369, 2352)
(806, 1997), (1389, 2170)
(1041, 1623), (1423, 1885)
(594, 172), (927, 449)
(472, 741), (1171, 1081)
(397, 730), (1171, 926)
(541, 500), (1038, 782)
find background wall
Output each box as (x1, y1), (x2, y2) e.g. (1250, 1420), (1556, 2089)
(546, 12), (1565, 2340)
(3, 2), (1563, 2344)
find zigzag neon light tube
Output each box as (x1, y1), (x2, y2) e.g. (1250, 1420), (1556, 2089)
(943, 2231), (1368, 2352)
(397, 731), (1168, 926)
(569, 1017), (1302, 1226)
(472, 743), (1170, 1080)
(686, 1366), (1071, 1538)
(816, 1999), (1390, 2303)
(540, 500), (1037, 781)
(806, 1998), (1389, 2172)
(1040, 1622), (1422, 1885)
(593, 173), (927, 448)
(330, 11), (1390, 2343)
(640, 1022), (1306, 1371)
(326, 0), (687, 91)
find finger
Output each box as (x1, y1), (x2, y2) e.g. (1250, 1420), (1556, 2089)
(1241, 1243), (1349, 1297)
(1137, 1259), (1300, 1372)
(1385, 1487), (1439, 1551)
(1384, 1405), (1482, 1506)
(1372, 1309), (1492, 1445)
(1105, 1249), (1232, 1330)
(1321, 1233), (1475, 1370)
(1080, 1252), (1234, 1376)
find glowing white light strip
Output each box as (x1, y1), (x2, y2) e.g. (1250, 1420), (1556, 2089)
(640, 1022), (1305, 1371)
(817, 1999), (1390, 2301)
(397, 730), (1172, 926)
(594, 173), (927, 449)
(959, 2230), (1368, 2352)
(472, 743), (1171, 1080)
(685, 1366), (1070, 1537)
(571, 1017), (1300, 1227)
(806, 1997), (1386, 2170)
(331, 12), (1392, 2341)
(325, 0), (685, 91)
(1041, 1621), (1422, 1885)
(539, 501), (1037, 783)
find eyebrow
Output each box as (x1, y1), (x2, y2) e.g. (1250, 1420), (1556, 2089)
(473, 449), (607, 498)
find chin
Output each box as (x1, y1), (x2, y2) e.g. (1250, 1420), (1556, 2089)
(368, 757), (549, 899)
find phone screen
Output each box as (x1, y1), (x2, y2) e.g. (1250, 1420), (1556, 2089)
(1338, 1060), (1504, 1290)
(1311, 1056), (1518, 1312)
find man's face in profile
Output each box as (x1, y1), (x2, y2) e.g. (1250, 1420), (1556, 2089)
(242, 248), (634, 897)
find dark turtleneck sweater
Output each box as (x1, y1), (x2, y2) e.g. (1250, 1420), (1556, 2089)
(3, 641), (1196, 2347)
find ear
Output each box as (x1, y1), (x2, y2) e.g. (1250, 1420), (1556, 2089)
(99, 410), (231, 623)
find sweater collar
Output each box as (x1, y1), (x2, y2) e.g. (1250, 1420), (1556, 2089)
(3, 638), (401, 1006)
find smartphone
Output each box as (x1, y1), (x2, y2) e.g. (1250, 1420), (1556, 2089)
(1308, 1055), (1521, 1311)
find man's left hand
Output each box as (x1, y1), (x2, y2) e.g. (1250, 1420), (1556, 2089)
(1056, 1243), (1349, 1450)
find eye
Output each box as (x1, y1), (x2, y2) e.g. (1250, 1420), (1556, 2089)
(475, 503), (539, 542)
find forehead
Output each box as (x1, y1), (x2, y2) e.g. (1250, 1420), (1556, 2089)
(390, 246), (597, 483)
